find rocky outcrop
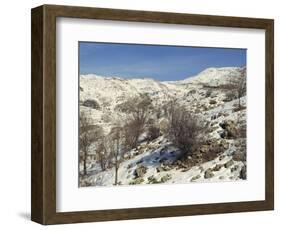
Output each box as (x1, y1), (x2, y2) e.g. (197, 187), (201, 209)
(134, 165), (147, 178)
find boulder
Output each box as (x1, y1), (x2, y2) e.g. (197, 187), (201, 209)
(156, 166), (164, 173)
(130, 177), (144, 185)
(148, 176), (159, 184)
(191, 174), (201, 182)
(134, 165), (147, 178)
(224, 159), (234, 168)
(219, 120), (239, 139)
(200, 145), (210, 153)
(204, 169), (214, 179)
(212, 164), (223, 171)
(233, 151), (246, 162)
(160, 174), (171, 183)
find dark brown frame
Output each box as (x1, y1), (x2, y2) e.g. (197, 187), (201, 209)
(31, 4), (274, 225)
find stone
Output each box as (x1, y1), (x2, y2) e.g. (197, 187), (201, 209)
(130, 177), (144, 185)
(219, 120), (238, 139)
(148, 176), (159, 184)
(156, 166), (164, 173)
(212, 164), (223, 171)
(159, 157), (168, 163)
(224, 159), (234, 168)
(200, 145), (209, 153)
(209, 99), (217, 105)
(134, 165), (147, 178)
(233, 151), (246, 162)
(204, 169), (214, 179)
(160, 174), (171, 183)
(231, 165), (240, 172)
(191, 174), (201, 182)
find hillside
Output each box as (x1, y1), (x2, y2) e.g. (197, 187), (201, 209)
(79, 67), (247, 187)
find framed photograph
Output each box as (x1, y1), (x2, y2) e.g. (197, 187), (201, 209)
(31, 4), (274, 225)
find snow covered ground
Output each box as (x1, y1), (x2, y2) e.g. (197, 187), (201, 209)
(79, 66), (247, 187)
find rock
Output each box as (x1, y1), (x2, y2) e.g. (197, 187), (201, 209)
(199, 166), (204, 173)
(181, 168), (189, 172)
(219, 176), (225, 180)
(231, 165), (239, 172)
(233, 151), (246, 162)
(224, 159), (234, 168)
(191, 174), (201, 182)
(127, 163), (133, 169)
(159, 157), (168, 163)
(219, 130), (227, 139)
(160, 147), (168, 155)
(156, 166), (164, 173)
(239, 165), (247, 179)
(219, 120), (238, 139)
(148, 176), (159, 184)
(209, 99), (217, 105)
(82, 99), (100, 109)
(212, 164), (223, 171)
(134, 165), (147, 178)
(220, 140), (229, 150)
(130, 177), (144, 185)
(200, 145), (209, 153)
(204, 169), (214, 179)
(160, 174), (171, 183)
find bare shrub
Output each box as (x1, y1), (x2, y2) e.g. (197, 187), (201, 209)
(229, 68), (246, 109)
(109, 126), (124, 185)
(79, 112), (102, 175)
(147, 124), (161, 141)
(168, 105), (205, 156)
(120, 94), (153, 149)
(95, 135), (111, 171)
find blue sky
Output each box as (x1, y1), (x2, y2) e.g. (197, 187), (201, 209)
(79, 42), (246, 81)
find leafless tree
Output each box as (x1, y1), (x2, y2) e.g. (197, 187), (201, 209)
(120, 94), (152, 149)
(168, 105), (204, 156)
(109, 126), (124, 185)
(79, 112), (95, 175)
(147, 123), (161, 141)
(95, 135), (111, 171)
(231, 68), (246, 109)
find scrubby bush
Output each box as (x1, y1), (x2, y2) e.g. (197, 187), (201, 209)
(147, 124), (161, 141)
(168, 105), (205, 156)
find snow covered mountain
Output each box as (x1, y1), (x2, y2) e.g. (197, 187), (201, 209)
(79, 66), (247, 187)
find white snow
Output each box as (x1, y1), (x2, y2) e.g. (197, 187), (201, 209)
(79, 66), (247, 187)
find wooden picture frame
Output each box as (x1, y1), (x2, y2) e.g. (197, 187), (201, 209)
(31, 4), (274, 225)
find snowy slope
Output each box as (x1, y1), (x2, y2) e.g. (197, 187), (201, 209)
(79, 67), (247, 187)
